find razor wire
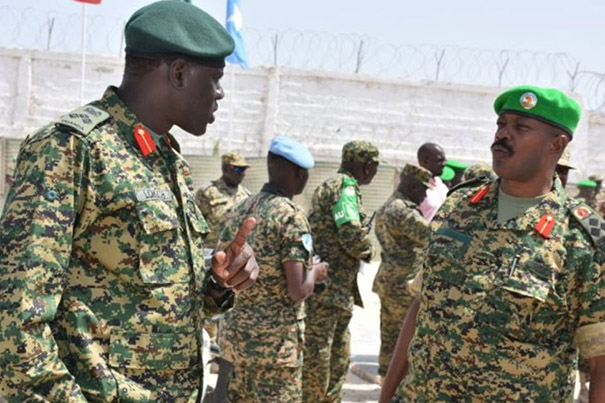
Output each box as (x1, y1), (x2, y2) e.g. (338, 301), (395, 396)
(1, 6), (605, 110)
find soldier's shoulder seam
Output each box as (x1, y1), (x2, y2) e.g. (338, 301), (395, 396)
(568, 202), (605, 249)
(54, 104), (110, 138)
(447, 176), (489, 197)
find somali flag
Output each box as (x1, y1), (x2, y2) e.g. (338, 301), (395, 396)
(226, 0), (249, 68)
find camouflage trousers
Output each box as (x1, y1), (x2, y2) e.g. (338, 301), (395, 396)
(227, 362), (302, 403)
(377, 292), (416, 376)
(302, 300), (352, 403)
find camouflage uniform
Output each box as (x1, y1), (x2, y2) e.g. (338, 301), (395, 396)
(372, 191), (429, 376)
(0, 87), (232, 402)
(303, 169), (373, 403)
(395, 178), (605, 402)
(195, 177), (250, 248)
(218, 183), (312, 403)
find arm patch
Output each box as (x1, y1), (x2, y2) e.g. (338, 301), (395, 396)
(332, 177), (360, 227)
(571, 203), (605, 249)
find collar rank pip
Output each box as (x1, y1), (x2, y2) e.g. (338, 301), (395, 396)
(535, 213), (555, 239)
(134, 124), (156, 157)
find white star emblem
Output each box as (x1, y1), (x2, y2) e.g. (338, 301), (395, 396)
(228, 5), (243, 31)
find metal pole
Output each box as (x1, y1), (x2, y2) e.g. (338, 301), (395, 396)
(80, 3), (87, 104)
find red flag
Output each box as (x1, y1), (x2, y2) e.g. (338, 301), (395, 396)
(73, 0), (102, 4)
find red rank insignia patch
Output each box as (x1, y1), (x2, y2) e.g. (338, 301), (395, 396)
(134, 125), (156, 157)
(574, 206), (591, 220)
(535, 214), (555, 238)
(470, 184), (490, 204)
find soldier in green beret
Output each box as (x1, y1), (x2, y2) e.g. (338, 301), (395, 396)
(576, 179), (598, 203)
(444, 159), (468, 187)
(0, 1), (259, 401)
(303, 140), (378, 402)
(381, 85), (605, 402)
(372, 163), (431, 380)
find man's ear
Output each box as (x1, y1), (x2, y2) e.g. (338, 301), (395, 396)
(551, 133), (570, 155)
(168, 58), (189, 90)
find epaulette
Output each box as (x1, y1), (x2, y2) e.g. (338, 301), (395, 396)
(569, 202), (605, 249)
(447, 176), (489, 196)
(54, 105), (110, 136)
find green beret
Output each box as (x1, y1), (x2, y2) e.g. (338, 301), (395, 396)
(494, 85), (581, 137)
(125, 1), (235, 67)
(577, 180), (597, 188)
(342, 141), (380, 164)
(444, 160), (468, 172)
(440, 166), (455, 182)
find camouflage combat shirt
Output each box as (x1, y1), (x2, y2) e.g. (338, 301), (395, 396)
(307, 169), (373, 311)
(372, 191), (429, 298)
(0, 87), (230, 402)
(195, 177), (250, 248)
(398, 178), (605, 402)
(218, 183), (312, 367)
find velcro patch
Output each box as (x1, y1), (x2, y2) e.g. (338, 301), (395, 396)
(572, 204), (605, 248)
(55, 105), (110, 135)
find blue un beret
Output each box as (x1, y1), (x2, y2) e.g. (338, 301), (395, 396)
(269, 136), (314, 169)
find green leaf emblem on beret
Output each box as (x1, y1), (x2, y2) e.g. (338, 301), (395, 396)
(520, 92), (538, 109)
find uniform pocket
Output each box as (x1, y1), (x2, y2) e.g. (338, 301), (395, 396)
(135, 199), (188, 284)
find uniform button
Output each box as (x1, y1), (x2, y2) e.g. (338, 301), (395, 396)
(45, 190), (59, 201)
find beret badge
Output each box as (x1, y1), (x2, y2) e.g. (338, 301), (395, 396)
(519, 92), (538, 109)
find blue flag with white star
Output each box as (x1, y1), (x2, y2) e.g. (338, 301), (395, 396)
(226, 0), (249, 69)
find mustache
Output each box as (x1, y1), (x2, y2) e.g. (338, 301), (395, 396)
(491, 139), (514, 155)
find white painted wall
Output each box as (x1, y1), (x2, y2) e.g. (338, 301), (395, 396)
(0, 48), (602, 183)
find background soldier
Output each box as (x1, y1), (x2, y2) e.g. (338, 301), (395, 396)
(218, 136), (328, 402)
(588, 174), (604, 216)
(303, 140), (378, 403)
(195, 152), (251, 249)
(380, 85), (605, 402)
(0, 2), (259, 401)
(555, 148), (575, 187)
(372, 163), (432, 380)
(463, 162), (497, 183)
(444, 159), (468, 187)
(576, 179), (597, 203)
(417, 142), (447, 221)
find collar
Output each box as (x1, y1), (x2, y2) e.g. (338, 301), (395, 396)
(100, 86), (181, 158)
(261, 182), (291, 198)
(470, 177), (567, 236)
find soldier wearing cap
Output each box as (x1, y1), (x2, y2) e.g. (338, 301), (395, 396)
(556, 148), (576, 187)
(303, 140), (378, 402)
(587, 174), (604, 216)
(218, 136), (328, 402)
(195, 152), (251, 248)
(380, 85), (605, 402)
(417, 142), (448, 221)
(372, 163), (431, 379)
(462, 162), (497, 183)
(0, 2), (260, 401)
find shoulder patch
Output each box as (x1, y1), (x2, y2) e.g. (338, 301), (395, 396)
(55, 105), (110, 136)
(570, 203), (605, 248)
(447, 176), (489, 196)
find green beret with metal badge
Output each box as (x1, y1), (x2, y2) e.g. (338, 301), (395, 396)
(493, 85), (581, 137)
(125, 1), (235, 67)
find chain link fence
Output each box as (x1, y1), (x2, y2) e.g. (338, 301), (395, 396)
(2, 6), (605, 110)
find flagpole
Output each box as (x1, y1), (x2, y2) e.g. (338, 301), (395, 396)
(80, 3), (87, 104)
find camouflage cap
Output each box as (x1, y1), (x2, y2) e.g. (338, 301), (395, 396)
(222, 152), (249, 167)
(588, 174), (603, 182)
(341, 141), (380, 164)
(401, 163), (434, 189)
(557, 149), (576, 170)
(463, 162), (497, 182)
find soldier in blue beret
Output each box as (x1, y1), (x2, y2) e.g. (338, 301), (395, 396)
(218, 136), (327, 402)
(0, 1), (260, 401)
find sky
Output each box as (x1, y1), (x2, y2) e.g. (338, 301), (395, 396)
(2, 0), (604, 72)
